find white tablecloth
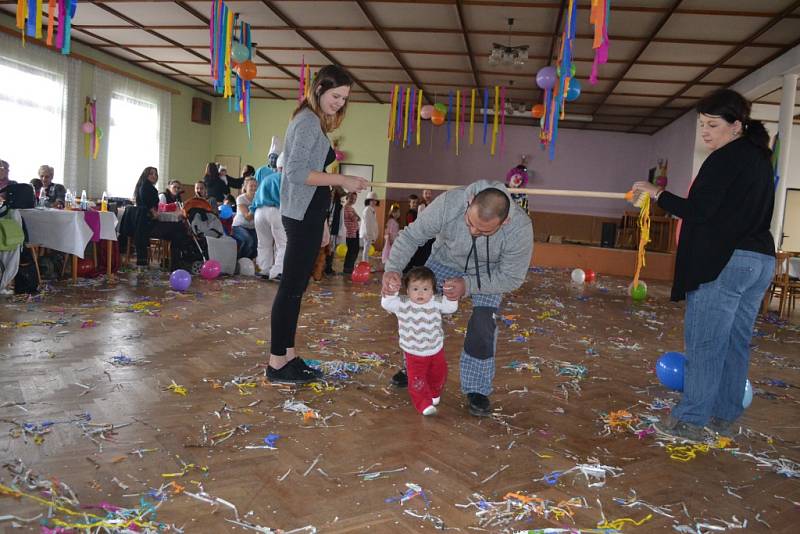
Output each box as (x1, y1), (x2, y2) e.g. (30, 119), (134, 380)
(19, 208), (118, 259)
(118, 206), (183, 223)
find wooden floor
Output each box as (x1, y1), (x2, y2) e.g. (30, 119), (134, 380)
(1, 262), (798, 533)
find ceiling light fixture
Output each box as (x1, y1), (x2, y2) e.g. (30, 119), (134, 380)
(489, 18), (529, 69)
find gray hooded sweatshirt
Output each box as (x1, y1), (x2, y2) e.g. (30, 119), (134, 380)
(386, 180), (533, 296)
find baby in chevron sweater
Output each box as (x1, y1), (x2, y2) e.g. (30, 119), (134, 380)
(381, 266), (458, 416)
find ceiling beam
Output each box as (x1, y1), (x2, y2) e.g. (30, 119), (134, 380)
(259, 0), (382, 102)
(354, 0), (431, 103)
(454, 0), (479, 87)
(628, 0), (800, 132)
(584, 0), (683, 123)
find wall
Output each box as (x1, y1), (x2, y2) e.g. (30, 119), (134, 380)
(210, 99), (391, 192)
(650, 110), (697, 196)
(0, 14), (213, 194)
(386, 121), (653, 217)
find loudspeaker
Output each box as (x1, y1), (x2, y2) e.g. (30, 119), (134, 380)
(191, 97), (212, 125)
(601, 222), (616, 248)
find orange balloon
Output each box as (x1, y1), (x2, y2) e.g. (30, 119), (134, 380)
(237, 60), (257, 81)
(531, 104), (545, 119)
(431, 110), (445, 126)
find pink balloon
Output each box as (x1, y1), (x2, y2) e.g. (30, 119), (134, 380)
(655, 176), (668, 188)
(334, 150), (345, 162)
(81, 121), (95, 134)
(200, 259), (222, 280)
(420, 105), (434, 120)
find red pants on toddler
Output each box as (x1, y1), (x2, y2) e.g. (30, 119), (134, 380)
(405, 348), (447, 413)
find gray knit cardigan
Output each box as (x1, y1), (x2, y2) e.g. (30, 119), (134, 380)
(280, 108), (332, 220)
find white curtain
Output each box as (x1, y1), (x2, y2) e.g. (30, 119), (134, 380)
(0, 31), (81, 188)
(90, 67), (171, 197)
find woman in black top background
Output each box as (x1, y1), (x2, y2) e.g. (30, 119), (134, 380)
(633, 89), (775, 442)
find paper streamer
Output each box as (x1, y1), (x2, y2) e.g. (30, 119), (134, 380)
(402, 87), (410, 148)
(460, 88), (466, 141)
(46, 0), (55, 45)
(408, 86), (415, 147)
(455, 90), (460, 155)
(446, 91), (453, 147)
(499, 85), (506, 157)
(416, 89), (422, 146)
(396, 87), (405, 144)
(469, 89), (476, 145)
(482, 88), (489, 145)
(490, 86), (499, 156)
(299, 56), (305, 102)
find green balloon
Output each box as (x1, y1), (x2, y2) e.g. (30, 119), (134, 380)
(571, 64), (577, 77)
(434, 103), (447, 113)
(630, 282), (647, 301)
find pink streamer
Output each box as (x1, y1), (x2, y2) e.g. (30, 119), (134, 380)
(56, 0), (65, 50)
(499, 86), (506, 156)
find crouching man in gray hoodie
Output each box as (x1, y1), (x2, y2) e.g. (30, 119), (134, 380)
(382, 180), (533, 416)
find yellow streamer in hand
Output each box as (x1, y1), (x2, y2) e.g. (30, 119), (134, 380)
(632, 194), (650, 288)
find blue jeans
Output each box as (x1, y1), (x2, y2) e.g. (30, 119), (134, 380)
(232, 226), (257, 259)
(426, 260), (502, 396)
(671, 249), (774, 426)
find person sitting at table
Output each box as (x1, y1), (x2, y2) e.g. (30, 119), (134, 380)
(130, 166), (190, 270)
(232, 178), (258, 259)
(163, 180), (184, 204)
(0, 159), (15, 202)
(30, 178), (43, 199)
(39, 165), (66, 208)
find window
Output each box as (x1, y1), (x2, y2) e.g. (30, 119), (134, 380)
(0, 57), (66, 182)
(106, 92), (160, 197)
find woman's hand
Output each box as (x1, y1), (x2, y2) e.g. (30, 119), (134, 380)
(340, 175), (369, 193)
(632, 181), (663, 200)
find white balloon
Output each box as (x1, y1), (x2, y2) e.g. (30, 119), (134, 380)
(571, 268), (585, 284)
(237, 258), (256, 276)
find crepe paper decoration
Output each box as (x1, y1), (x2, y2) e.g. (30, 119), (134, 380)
(597, 514), (653, 531)
(46, 0), (55, 46)
(34, 0), (42, 39)
(388, 85), (398, 141)
(589, 0), (611, 84)
(416, 89), (423, 146)
(446, 90), (453, 146)
(469, 88), (476, 145)
(223, 9), (233, 98)
(396, 87), (405, 144)
(482, 88), (489, 145)
(631, 194), (650, 290)
(299, 55), (305, 102)
(402, 86), (410, 148)
(455, 89), (460, 155)
(490, 86), (499, 156)
(460, 88), (466, 141)
(771, 133), (780, 189)
(167, 380), (188, 396)
(499, 85), (506, 157)
(83, 98), (99, 160)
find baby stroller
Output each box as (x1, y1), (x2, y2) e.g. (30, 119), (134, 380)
(181, 198), (237, 275)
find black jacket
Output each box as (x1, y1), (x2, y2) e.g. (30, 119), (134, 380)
(658, 137), (775, 301)
(135, 181), (159, 211)
(204, 175), (245, 203)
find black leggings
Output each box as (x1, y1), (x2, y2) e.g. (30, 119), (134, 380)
(343, 236), (360, 273)
(270, 186), (330, 356)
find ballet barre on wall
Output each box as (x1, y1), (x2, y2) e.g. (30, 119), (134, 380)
(370, 181), (636, 202)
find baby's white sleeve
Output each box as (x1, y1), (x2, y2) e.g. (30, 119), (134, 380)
(381, 294), (402, 313)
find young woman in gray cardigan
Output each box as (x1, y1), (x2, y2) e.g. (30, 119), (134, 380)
(267, 65), (369, 384)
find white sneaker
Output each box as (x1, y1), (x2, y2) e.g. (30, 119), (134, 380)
(432, 396), (440, 406)
(422, 405), (437, 416)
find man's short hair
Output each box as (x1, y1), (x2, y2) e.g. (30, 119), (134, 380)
(38, 165), (54, 177)
(472, 187), (510, 222)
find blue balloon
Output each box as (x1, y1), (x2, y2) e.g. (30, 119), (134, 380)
(742, 379), (753, 409)
(566, 78), (582, 102)
(219, 204), (233, 219)
(656, 351), (685, 391)
(169, 269), (192, 292)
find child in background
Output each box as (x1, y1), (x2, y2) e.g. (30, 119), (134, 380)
(342, 192), (360, 274)
(406, 194), (419, 226)
(382, 203), (400, 267)
(381, 267), (458, 415)
(360, 191), (379, 262)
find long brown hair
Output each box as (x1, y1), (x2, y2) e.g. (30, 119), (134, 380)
(292, 64), (353, 133)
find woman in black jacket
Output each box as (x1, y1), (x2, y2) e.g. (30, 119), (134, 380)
(633, 89), (775, 442)
(204, 162), (246, 204)
(131, 167), (189, 269)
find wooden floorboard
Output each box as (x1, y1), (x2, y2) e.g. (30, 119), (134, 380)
(0, 264), (798, 532)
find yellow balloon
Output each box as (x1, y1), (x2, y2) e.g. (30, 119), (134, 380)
(369, 245), (376, 257)
(336, 243), (347, 257)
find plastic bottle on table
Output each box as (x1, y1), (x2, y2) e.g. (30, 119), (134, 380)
(80, 190), (88, 210)
(101, 191), (108, 212)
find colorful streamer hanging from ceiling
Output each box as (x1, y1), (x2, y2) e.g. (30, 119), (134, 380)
(209, 0), (254, 139)
(387, 84), (505, 157)
(15, 0), (76, 54)
(589, 0), (611, 84)
(83, 98), (100, 160)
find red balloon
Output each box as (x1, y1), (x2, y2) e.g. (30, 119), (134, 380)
(531, 104), (545, 119)
(584, 269), (596, 283)
(237, 60), (257, 81)
(351, 261), (371, 283)
(77, 258), (96, 277)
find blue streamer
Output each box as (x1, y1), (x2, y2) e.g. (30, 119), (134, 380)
(26, 0), (36, 37)
(62, 4), (72, 55)
(482, 88), (489, 145)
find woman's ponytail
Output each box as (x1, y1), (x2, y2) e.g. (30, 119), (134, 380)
(743, 119), (771, 156)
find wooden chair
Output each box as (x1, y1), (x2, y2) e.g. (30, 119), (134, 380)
(762, 251), (800, 319)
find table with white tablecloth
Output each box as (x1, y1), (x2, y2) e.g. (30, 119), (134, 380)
(19, 208), (119, 281)
(788, 256), (800, 279)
